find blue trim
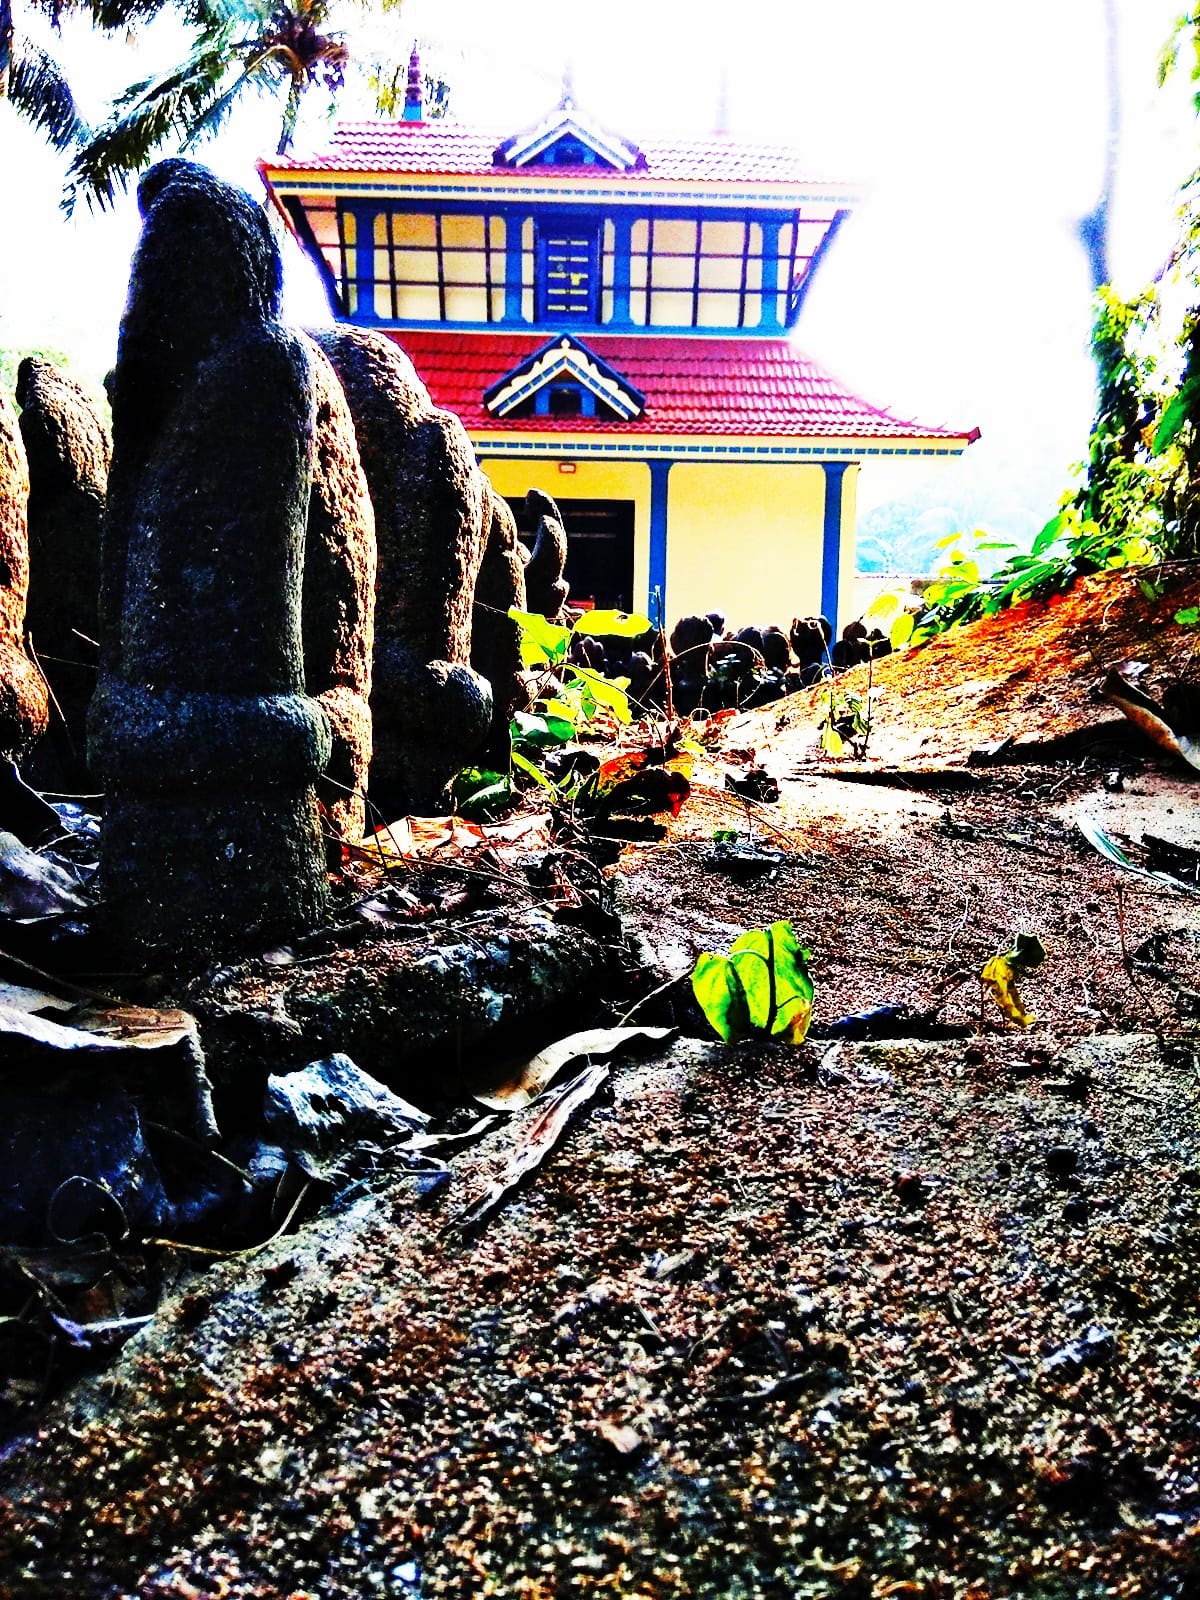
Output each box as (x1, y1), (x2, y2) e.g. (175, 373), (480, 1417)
(612, 213), (633, 323)
(648, 460), (671, 624)
(504, 213), (527, 320)
(820, 463), (848, 634)
(481, 332), (646, 418)
(272, 178), (859, 208)
(351, 313), (791, 337)
(350, 203), (380, 322)
(472, 438), (965, 461)
(788, 206), (850, 328)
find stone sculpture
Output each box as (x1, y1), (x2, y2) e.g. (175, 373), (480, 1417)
(471, 485), (528, 764)
(89, 159), (330, 958)
(0, 393), (49, 763)
(523, 487), (570, 621)
(669, 614), (715, 715)
(315, 327), (491, 816)
(300, 335), (376, 843)
(15, 356), (110, 785)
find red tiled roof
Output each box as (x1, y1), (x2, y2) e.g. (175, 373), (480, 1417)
(391, 331), (976, 441)
(267, 122), (840, 187)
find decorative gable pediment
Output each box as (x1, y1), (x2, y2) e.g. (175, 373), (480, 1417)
(483, 336), (645, 422)
(493, 106), (645, 172)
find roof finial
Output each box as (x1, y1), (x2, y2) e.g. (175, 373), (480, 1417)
(559, 62), (576, 111)
(403, 41), (423, 122)
(714, 65), (730, 136)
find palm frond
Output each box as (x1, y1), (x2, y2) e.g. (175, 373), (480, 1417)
(61, 30), (237, 212)
(8, 35), (85, 148)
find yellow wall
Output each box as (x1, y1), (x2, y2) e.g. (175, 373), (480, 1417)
(665, 462), (829, 627)
(478, 457), (652, 611)
(837, 464), (860, 630)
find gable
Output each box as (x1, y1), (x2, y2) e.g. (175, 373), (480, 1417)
(493, 108), (645, 173)
(483, 335), (646, 421)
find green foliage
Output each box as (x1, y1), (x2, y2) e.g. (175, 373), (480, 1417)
(691, 921), (814, 1045)
(451, 767), (516, 822)
(508, 606), (655, 731)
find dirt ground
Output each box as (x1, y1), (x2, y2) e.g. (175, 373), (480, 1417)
(2, 569), (1200, 1599)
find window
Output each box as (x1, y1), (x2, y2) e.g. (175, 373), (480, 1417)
(548, 383), (584, 416)
(538, 223), (599, 321)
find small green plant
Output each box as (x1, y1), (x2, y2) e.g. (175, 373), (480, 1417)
(452, 608), (655, 821)
(817, 677), (872, 757)
(691, 920), (815, 1044)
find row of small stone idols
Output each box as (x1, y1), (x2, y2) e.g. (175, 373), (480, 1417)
(0, 160), (573, 961)
(570, 614), (893, 717)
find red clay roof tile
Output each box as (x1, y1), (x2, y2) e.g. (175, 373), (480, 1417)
(392, 331), (974, 441)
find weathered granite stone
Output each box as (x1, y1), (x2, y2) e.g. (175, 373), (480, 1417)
(15, 356), (110, 786)
(0, 393), (49, 762)
(90, 160), (330, 959)
(523, 487), (570, 621)
(315, 327), (491, 816)
(300, 335), (376, 844)
(669, 614), (715, 715)
(471, 484), (528, 764)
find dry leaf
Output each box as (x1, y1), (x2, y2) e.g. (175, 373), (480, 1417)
(475, 1025), (674, 1111)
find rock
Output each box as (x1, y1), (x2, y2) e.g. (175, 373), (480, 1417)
(299, 335), (376, 844)
(1043, 1323), (1116, 1378)
(264, 1052), (429, 1180)
(471, 485), (528, 764)
(1046, 1144), (1079, 1176)
(1063, 1194), (1090, 1224)
(89, 159), (330, 960)
(894, 1171), (929, 1208)
(0, 391), (50, 762)
(315, 327), (492, 816)
(790, 615), (831, 670)
(523, 488), (569, 621)
(669, 614), (714, 715)
(0, 1069), (167, 1247)
(15, 356), (110, 787)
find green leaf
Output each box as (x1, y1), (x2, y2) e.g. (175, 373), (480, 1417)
(1007, 931), (1047, 971)
(452, 767), (515, 821)
(712, 828), (740, 843)
(1175, 606), (1200, 626)
(1152, 373), (1200, 455)
(569, 665), (631, 724)
(864, 591), (901, 623)
(728, 921), (815, 1041)
(572, 609), (654, 639)
(508, 608), (571, 667)
(691, 953), (751, 1043)
(511, 747), (557, 790)
(511, 711), (574, 748)
(1031, 513), (1068, 556)
(819, 722), (845, 757)
(889, 612), (915, 649)
(933, 532), (962, 551)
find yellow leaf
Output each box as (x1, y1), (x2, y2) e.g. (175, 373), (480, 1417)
(981, 953), (1035, 1027)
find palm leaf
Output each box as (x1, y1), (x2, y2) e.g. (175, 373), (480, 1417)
(61, 31), (237, 212)
(8, 35), (86, 148)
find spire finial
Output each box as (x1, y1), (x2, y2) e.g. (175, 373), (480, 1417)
(559, 63), (576, 111)
(714, 66), (730, 136)
(403, 41), (423, 122)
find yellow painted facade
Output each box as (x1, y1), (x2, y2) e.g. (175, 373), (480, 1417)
(665, 462), (827, 624)
(478, 456), (652, 608)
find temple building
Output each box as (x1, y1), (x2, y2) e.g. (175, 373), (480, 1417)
(259, 59), (977, 630)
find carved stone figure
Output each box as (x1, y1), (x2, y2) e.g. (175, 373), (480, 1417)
(16, 356), (110, 785)
(471, 485), (528, 764)
(0, 393), (49, 763)
(300, 335), (376, 843)
(315, 327), (491, 816)
(523, 488), (570, 622)
(89, 159), (330, 958)
(669, 614), (715, 715)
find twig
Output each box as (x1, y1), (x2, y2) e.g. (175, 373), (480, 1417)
(145, 1180), (312, 1259)
(616, 971), (686, 1026)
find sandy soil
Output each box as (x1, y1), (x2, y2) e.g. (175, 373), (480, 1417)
(2, 570), (1200, 1599)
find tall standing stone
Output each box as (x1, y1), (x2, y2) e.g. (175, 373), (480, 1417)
(0, 393), (49, 763)
(315, 328), (491, 817)
(16, 357), (110, 786)
(523, 488), (570, 622)
(300, 335), (376, 844)
(471, 485), (528, 764)
(89, 160), (330, 959)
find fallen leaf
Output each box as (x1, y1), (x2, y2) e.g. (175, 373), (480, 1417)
(475, 1025), (674, 1111)
(455, 1063), (611, 1231)
(0, 831), (89, 920)
(595, 1420), (644, 1457)
(981, 954), (1034, 1027)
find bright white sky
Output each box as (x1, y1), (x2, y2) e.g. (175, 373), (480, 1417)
(0, 0), (1195, 541)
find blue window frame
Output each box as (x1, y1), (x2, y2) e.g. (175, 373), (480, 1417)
(537, 221), (600, 321)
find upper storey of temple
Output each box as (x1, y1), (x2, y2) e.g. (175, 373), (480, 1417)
(259, 68), (855, 338)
